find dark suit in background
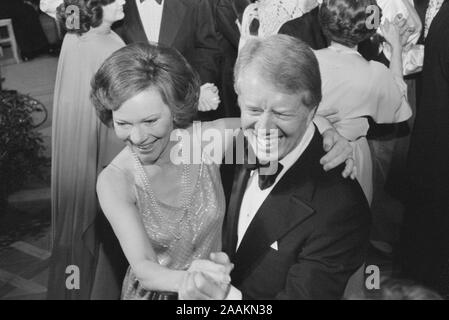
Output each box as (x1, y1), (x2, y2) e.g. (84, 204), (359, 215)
(114, 0), (221, 84)
(278, 6), (328, 50)
(210, 0), (244, 118)
(223, 129), (371, 299)
(400, 0), (449, 299)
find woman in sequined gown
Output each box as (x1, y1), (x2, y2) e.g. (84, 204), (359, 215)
(91, 43), (238, 300)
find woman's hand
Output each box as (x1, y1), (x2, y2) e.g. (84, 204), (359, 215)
(320, 128), (357, 179)
(381, 18), (402, 50)
(198, 83), (220, 112)
(187, 257), (233, 285)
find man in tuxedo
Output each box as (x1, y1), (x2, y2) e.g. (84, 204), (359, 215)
(179, 35), (371, 300)
(115, 0), (221, 85)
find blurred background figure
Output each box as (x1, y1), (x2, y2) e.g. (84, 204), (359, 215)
(315, 0), (412, 205)
(48, 0), (126, 300)
(399, 0), (449, 299)
(0, 0), (50, 61)
(40, 0), (223, 119)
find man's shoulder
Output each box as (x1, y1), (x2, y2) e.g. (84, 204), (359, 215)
(291, 132), (369, 213)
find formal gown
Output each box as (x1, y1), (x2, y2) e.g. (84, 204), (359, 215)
(314, 45), (412, 203)
(121, 149), (226, 300)
(48, 27), (125, 299)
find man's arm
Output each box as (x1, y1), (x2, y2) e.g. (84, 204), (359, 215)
(193, 0), (222, 84)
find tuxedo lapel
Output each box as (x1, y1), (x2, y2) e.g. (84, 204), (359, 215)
(123, 0), (148, 43)
(223, 165), (251, 260)
(231, 130), (324, 284)
(159, 0), (187, 46)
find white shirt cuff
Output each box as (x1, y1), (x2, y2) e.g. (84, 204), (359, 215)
(225, 285), (242, 300)
(313, 115), (333, 134)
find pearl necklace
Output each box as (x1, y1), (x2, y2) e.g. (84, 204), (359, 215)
(132, 150), (193, 240)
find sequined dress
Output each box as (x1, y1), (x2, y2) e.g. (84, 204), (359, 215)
(121, 151), (226, 300)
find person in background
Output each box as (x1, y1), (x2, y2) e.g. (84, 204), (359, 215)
(399, 0), (449, 299)
(40, 0), (223, 119)
(315, 0), (412, 204)
(48, 0), (127, 300)
(210, 0), (249, 119)
(0, 0), (49, 61)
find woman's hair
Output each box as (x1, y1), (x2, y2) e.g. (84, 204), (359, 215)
(319, 0), (381, 47)
(90, 42), (200, 128)
(234, 34), (322, 110)
(56, 0), (115, 35)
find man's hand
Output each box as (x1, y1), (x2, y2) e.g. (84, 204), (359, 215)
(178, 271), (229, 300)
(198, 83), (220, 112)
(320, 128), (356, 179)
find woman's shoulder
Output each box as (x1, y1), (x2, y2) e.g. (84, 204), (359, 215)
(98, 148), (135, 197)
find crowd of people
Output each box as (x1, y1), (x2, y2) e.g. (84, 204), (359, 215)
(36, 0), (449, 299)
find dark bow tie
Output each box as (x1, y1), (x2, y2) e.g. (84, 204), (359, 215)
(140, 0), (163, 4)
(245, 161), (284, 190)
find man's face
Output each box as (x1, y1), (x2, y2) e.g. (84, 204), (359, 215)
(237, 65), (315, 162)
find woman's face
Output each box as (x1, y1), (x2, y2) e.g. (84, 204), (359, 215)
(102, 0), (126, 24)
(112, 87), (174, 165)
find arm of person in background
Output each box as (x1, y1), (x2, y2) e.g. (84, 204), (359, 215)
(193, 0), (223, 84)
(96, 166), (232, 295)
(314, 112), (356, 179)
(381, 18), (404, 79)
(40, 0), (62, 19)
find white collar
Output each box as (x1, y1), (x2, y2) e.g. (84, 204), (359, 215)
(278, 122), (315, 173)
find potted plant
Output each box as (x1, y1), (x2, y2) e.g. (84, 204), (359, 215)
(0, 90), (49, 212)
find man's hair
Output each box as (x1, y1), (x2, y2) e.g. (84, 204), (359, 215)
(90, 42), (200, 128)
(57, 0), (116, 34)
(234, 34), (322, 110)
(319, 0), (380, 47)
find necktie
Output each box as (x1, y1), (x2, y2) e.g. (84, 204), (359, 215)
(245, 161), (284, 190)
(140, 0), (163, 4)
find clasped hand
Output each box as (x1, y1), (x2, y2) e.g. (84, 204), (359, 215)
(179, 252), (233, 300)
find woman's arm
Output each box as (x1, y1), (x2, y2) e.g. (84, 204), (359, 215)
(97, 167), (185, 292)
(201, 118), (241, 161)
(97, 166), (229, 292)
(381, 19), (404, 78)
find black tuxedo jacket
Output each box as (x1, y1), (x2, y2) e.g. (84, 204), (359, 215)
(114, 0), (221, 84)
(223, 128), (371, 299)
(278, 6), (328, 50)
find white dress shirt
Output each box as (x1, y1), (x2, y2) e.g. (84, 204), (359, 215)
(236, 123), (316, 248)
(136, 0), (164, 43)
(40, 0), (62, 19)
